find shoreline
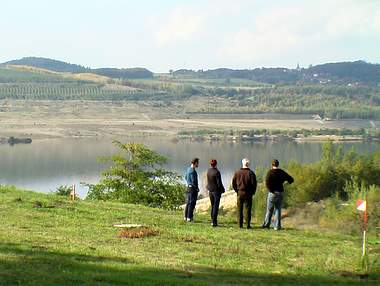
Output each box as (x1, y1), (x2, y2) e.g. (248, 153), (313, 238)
(0, 100), (378, 141)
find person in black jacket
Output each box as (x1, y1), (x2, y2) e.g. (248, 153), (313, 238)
(262, 159), (294, 230)
(206, 159), (225, 227)
(232, 158), (257, 229)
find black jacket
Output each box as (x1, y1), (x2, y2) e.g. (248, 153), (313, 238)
(206, 167), (225, 193)
(265, 168), (294, 193)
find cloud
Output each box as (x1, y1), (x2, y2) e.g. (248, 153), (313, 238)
(155, 5), (204, 46)
(216, 0), (380, 66)
(154, 0), (250, 47)
(324, 1), (380, 37)
(217, 6), (304, 65)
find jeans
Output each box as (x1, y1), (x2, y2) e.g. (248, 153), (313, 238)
(184, 188), (198, 220)
(237, 191), (253, 228)
(209, 192), (221, 226)
(263, 192), (283, 230)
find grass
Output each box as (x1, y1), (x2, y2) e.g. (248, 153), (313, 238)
(0, 185), (379, 286)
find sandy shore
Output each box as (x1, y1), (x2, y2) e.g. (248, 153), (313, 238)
(0, 100), (375, 139)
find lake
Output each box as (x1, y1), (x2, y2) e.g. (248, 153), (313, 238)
(1, 137), (379, 197)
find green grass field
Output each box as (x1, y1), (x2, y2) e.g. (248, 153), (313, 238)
(0, 186), (379, 286)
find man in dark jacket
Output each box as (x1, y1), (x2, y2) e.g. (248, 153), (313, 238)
(184, 158), (199, 222)
(232, 158), (257, 229)
(206, 159), (225, 227)
(262, 159), (294, 230)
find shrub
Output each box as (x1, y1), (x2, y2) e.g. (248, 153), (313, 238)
(86, 141), (186, 210)
(252, 185), (267, 221)
(318, 184), (380, 234)
(54, 185), (73, 197)
(284, 142), (380, 207)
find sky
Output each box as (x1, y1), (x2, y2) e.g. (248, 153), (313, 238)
(1, 0), (379, 72)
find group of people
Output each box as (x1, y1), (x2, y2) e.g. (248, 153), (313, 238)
(184, 157), (294, 230)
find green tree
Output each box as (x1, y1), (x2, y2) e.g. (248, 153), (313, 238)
(86, 141), (185, 210)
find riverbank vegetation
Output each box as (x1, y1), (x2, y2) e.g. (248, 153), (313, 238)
(85, 141), (185, 210)
(253, 142), (380, 234)
(178, 128), (380, 142)
(83, 141), (380, 236)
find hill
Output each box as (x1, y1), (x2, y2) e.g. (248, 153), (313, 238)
(0, 65), (144, 100)
(0, 186), (378, 286)
(93, 67), (153, 79)
(309, 61), (380, 84)
(3, 57), (154, 79)
(4, 57), (88, 73)
(173, 61), (380, 85)
(1, 58), (380, 120)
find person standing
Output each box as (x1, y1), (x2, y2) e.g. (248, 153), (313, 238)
(206, 159), (225, 227)
(232, 158), (257, 229)
(184, 158), (199, 222)
(262, 159), (294, 230)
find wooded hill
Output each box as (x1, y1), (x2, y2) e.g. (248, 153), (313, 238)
(1, 57), (380, 119)
(3, 57), (153, 79)
(174, 61), (380, 85)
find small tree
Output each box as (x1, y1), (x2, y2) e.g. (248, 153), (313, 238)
(86, 141), (185, 210)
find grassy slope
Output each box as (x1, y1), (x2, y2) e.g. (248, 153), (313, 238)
(6, 65), (117, 85)
(0, 186), (379, 286)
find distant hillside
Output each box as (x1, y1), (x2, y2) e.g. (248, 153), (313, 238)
(3, 57), (153, 79)
(309, 61), (380, 84)
(4, 57), (88, 73)
(93, 68), (153, 79)
(173, 61), (380, 85)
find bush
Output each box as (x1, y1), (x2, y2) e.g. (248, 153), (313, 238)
(318, 184), (380, 234)
(86, 141), (186, 210)
(284, 142), (380, 208)
(53, 185), (73, 197)
(252, 185), (268, 221)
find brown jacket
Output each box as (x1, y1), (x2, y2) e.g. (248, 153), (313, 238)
(232, 168), (257, 196)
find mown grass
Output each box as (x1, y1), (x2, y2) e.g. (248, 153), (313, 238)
(0, 185), (379, 286)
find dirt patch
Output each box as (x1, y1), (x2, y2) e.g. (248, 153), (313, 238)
(117, 227), (158, 239)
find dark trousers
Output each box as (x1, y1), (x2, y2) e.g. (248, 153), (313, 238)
(184, 189), (198, 220)
(237, 192), (253, 228)
(209, 192), (221, 226)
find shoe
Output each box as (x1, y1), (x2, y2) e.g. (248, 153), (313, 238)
(212, 223), (218, 227)
(262, 225), (269, 229)
(247, 226), (253, 230)
(184, 217), (187, 221)
(274, 227), (280, 231)
(186, 218), (193, 222)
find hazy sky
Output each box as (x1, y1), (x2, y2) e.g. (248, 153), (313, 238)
(1, 0), (379, 72)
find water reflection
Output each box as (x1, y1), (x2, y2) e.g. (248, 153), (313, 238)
(0, 137), (379, 197)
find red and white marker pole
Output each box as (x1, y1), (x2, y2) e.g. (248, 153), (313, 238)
(356, 199), (368, 257)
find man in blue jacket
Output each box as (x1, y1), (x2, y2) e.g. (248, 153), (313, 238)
(184, 158), (199, 222)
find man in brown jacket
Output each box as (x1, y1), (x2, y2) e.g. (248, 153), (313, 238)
(232, 158), (257, 229)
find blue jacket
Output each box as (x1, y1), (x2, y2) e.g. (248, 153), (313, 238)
(185, 167), (198, 190)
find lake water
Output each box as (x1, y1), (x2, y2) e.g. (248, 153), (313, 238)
(1, 137), (379, 197)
